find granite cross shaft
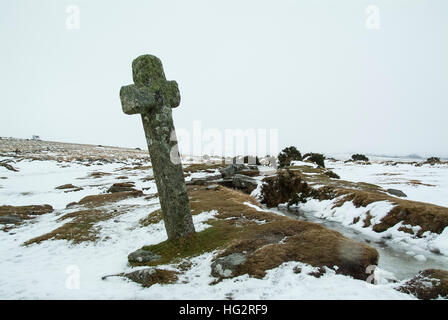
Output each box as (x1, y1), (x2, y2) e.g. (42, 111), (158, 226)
(120, 54), (195, 240)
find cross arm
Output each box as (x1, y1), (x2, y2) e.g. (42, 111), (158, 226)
(120, 84), (161, 115)
(164, 80), (181, 108)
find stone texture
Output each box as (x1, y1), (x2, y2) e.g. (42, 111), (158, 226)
(387, 188), (407, 198)
(128, 249), (161, 263)
(120, 55), (195, 240)
(0, 214), (23, 224)
(185, 173), (222, 186)
(232, 174), (258, 194)
(211, 253), (247, 278)
(220, 164), (249, 179)
(102, 268), (178, 288)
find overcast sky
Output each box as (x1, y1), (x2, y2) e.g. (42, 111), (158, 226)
(1, 0), (447, 158)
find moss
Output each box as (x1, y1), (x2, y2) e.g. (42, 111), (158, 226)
(137, 219), (243, 267)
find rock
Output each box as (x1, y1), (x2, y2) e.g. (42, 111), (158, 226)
(128, 249), (161, 263)
(387, 189), (407, 198)
(0, 215), (23, 224)
(398, 269), (448, 300)
(232, 174), (258, 194)
(125, 268), (156, 283)
(186, 174), (222, 186)
(211, 253), (247, 278)
(102, 268), (178, 288)
(125, 268), (178, 287)
(220, 164), (249, 179)
(237, 169), (260, 177)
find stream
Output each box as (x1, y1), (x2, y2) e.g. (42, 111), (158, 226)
(273, 206), (448, 281)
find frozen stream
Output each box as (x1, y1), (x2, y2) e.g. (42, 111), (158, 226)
(274, 207), (448, 281)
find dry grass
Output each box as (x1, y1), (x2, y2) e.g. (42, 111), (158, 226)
(24, 190), (146, 245)
(183, 163), (225, 173)
(117, 165), (153, 172)
(398, 269), (448, 300)
(139, 209), (163, 226)
(0, 138), (150, 163)
(24, 205), (139, 245)
(134, 186), (378, 280)
(280, 165), (448, 237)
(0, 204), (54, 231)
(55, 184), (78, 190)
(332, 188), (448, 236)
(86, 171), (112, 179)
(67, 190), (143, 208)
(0, 205), (53, 219)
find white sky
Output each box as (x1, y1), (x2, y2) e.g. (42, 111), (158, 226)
(1, 0), (447, 158)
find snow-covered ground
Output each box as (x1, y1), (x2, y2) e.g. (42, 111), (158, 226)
(0, 149), (447, 299)
(0, 156), (412, 300)
(327, 154), (448, 207)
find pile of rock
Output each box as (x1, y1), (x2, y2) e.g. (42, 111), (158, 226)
(219, 164), (259, 194)
(185, 163), (260, 194)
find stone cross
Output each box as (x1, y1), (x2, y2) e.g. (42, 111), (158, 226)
(120, 54), (195, 240)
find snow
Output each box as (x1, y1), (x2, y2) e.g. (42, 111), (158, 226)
(0, 159), (147, 209)
(0, 199), (411, 299)
(293, 196), (448, 263)
(326, 157), (448, 207)
(1, 155), (447, 299)
(290, 160), (318, 168)
(430, 227), (448, 256)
